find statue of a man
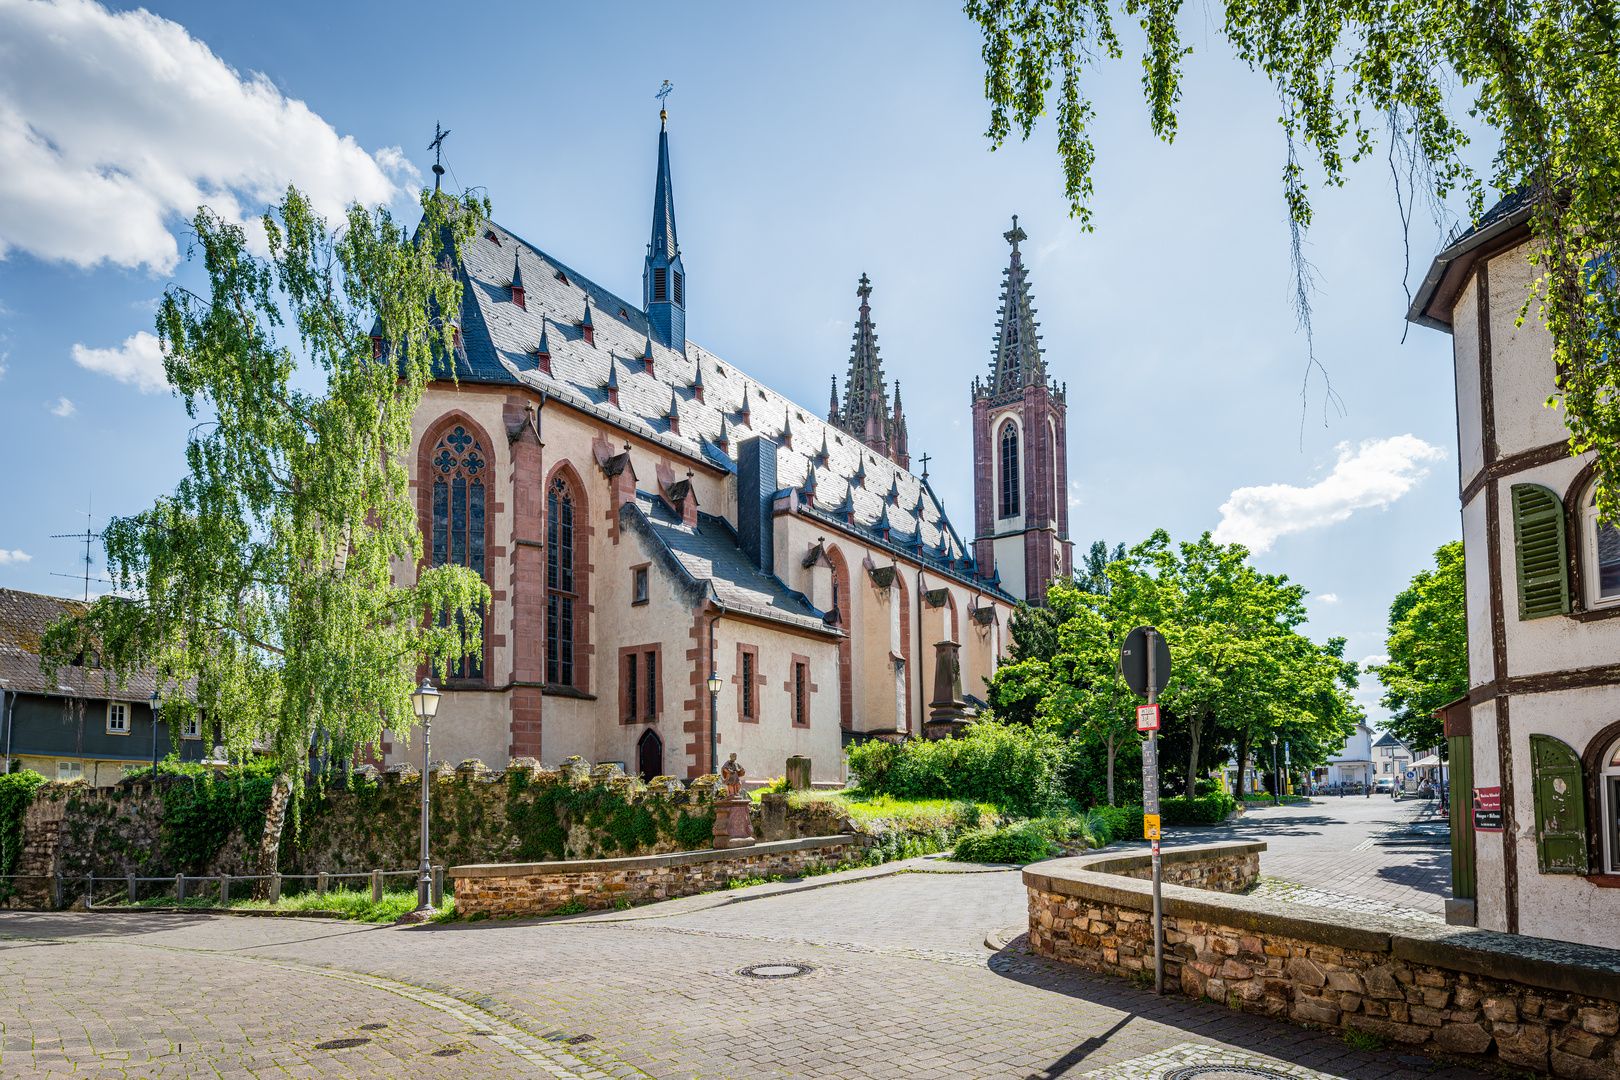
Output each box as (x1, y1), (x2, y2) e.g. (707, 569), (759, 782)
(721, 753), (746, 798)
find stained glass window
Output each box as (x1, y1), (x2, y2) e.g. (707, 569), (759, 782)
(547, 477), (575, 687)
(430, 425), (486, 681)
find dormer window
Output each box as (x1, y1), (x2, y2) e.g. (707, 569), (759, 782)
(512, 284), (525, 309)
(370, 335), (382, 359)
(555, 270), (570, 285)
(485, 230), (501, 246)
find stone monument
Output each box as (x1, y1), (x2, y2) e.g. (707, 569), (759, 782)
(712, 753), (756, 849)
(924, 640), (973, 740)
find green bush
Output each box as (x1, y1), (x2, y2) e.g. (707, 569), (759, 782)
(1088, 804), (1145, 843)
(952, 822), (1052, 863)
(1161, 793), (1238, 824)
(845, 721), (1071, 816)
(0, 771), (46, 900)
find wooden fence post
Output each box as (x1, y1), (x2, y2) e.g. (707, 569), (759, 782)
(317, 871), (328, 897)
(126, 873), (136, 905)
(175, 874), (185, 903)
(370, 869), (382, 903)
(219, 873), (230, 904)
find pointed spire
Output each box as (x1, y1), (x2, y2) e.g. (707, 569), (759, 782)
(603, 358), (619, 406)
(644, 102), (686, 353)
(886, 476), (901, 505)
(667, 386), (681, 435)
(691, 359), (705, 403)
(852, 458), (867, 488)
(581, 297), (596, 346)
(815, 428), (831, 466)
(877, 502), (895, 541)
(799, 467), (819, 508)
(827, 375), (841, 426)
(890, 380), (909, 470)
(839, 273), (892, 459)
(640, 333), (656, 377)
(510, 252), (526, 308)
(738, 384), (752, 427)
(716, 413), (732, 447)
(986, 214), (1045, 394)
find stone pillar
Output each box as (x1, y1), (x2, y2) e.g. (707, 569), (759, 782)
(925, 640), (972, 740)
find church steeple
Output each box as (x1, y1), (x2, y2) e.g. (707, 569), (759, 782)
(838, 273), (895, 461)
(643, 102), (686, 354)
(987, 215), (1044, 394)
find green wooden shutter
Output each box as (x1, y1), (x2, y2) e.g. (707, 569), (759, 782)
(1448, 735), (1476, 899)
(1529, 734), (1587, 874)
(1511, 484), (1570, 619)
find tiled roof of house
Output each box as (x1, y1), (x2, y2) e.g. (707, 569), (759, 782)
(0, 588), (158, 699)
(626, 494), (835, 635)
(434, 219), (1007, 599)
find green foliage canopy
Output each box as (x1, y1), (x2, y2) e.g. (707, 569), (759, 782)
(965, 0), (1620, 514)
(1370, 541), (1469, 754)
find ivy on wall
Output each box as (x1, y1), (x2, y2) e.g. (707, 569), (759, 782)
(0, 771), (46, 900)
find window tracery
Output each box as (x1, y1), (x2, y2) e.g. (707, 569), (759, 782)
(431, 424), (486, 681)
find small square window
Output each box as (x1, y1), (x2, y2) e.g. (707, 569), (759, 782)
(180, 716), (202, 740)
(107, 702), (129, 734)
(633, 567), (649, 605)
(58, 761), (83, 781)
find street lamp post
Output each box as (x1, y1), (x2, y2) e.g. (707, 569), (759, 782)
(149, 689), (164, 782)
(411, 679), (441, 913)
(706, 670), (723, 775)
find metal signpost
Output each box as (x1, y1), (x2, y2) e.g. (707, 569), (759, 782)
(1120, 625), (1171, 995)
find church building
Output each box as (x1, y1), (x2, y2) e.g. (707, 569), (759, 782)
(370, 109), (1070, 784)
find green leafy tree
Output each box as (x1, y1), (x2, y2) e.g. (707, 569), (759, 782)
(41, 186), (491, 892)
(1037, 581), (1140, 804)
(964, 0), (1620, 513)
(1370, 541), (1469, 755)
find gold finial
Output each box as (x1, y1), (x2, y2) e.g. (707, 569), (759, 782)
(656, 80), (674, 126)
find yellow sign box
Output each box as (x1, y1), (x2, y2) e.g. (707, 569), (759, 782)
(1144, 814), (1161, 840)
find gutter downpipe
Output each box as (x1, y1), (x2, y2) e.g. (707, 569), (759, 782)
(1, 684), (11, 774)
(707, 596), (726, 775)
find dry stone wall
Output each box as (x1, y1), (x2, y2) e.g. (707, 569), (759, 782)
(1025, 843), (1620, 1079)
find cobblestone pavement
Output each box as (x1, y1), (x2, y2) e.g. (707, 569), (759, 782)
(0, 851), (1493, 1080)
(1245, 877), (1442, 924)
(1148, 797), (1452, 915)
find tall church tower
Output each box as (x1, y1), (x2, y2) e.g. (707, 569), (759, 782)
(971, 217), (1072, 602)
(828, 274), (909, 469)
(643, 105), (685, 353)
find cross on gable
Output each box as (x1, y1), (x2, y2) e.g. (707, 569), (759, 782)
(919, 452), (931, 477)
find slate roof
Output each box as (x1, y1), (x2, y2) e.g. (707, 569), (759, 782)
(627, 493), (834, 635)
(434, 218), (1008, 600)
(0, 588), (158, 699)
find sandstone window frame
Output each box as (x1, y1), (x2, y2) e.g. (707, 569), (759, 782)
(619, 642), (663, 724)
(734, 643), (763, 724)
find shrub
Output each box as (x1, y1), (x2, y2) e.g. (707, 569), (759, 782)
(1088, 803), (1144, 843)
(1161, 793), (1238, 825)
(846, 721), (1071, 816)
(0, 771), (46, 901)
(952, 822), (1052, 864)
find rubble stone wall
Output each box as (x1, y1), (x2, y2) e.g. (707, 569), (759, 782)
(452, 836), (857, 918)
(1025, 842), (1620, 1079)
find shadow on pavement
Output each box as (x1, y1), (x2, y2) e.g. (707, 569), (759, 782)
(1371, 848), (1452, 900)
(1023, 1012), (1134, 1079)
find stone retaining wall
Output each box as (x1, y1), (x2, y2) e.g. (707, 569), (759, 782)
(1026, 842), (1620, 1079)
(451, 835), (858, 918)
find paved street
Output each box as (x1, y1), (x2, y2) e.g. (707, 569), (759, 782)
(0, 797), (1476, 1080)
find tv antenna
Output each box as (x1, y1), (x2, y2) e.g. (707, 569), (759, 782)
(51, 496), (111, 602)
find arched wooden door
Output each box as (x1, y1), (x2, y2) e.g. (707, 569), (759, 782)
(637, 729), (664, 782)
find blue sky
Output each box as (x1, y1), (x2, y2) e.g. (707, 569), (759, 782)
(0, 0), (1492, 730)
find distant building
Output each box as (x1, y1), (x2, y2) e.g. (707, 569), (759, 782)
(0, 588), (206, 783)
(1372, 730), (1413, 779)
(1410, 188), (1620, 945)
(1320, 722), (1374, 788)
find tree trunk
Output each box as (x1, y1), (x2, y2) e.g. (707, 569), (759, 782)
(1186, 710), (1204, 798)
(1236, 730), (1250, 798)
(1106, 730), (1117, 806)
(253, 772), (292, 900)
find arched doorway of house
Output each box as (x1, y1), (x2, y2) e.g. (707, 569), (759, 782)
(637, 728), (664, 782)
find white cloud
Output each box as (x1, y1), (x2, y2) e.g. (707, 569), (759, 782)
(1316, 593), (1340, 604)
(49, 396), (75, 416)
(72, 330), (168, 392)
(1362, 654), (1390, 668)
(0, 549), (31, 565)
(1212, 435), (1446, 553)
(0, 0), (407, 273)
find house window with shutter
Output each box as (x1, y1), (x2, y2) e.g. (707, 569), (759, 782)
(1583, 488), (1620, 606)
(1530, 734), (1587, 873)
(1511, 483), (1570, 619)
(1600, 736), (1620, 873)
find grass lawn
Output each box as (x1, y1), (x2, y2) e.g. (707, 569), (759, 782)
(754, 789), (994, 832)
(102, 886), (457, 924)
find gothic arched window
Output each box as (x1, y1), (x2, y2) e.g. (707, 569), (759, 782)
(431, 425), (486, 681)
(547, 477), (576, 687)
(999, 421), (1020, 518)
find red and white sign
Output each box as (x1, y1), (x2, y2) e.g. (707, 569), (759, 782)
(1473, 786), (1503, 832)
(1136, 704), (1160, 732)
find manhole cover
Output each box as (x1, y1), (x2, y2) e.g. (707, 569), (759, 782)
(737, 962), (815, 979)
(314, 1038), (372, 1050)
(1161, 1068), (1297, 1080)
(359, 1023), (387, 1031)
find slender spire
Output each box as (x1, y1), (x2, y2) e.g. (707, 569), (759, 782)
(890, 380), (909, 470)
(839, 273), (893, 459)
(644, 82), (686, 352)
(827, 375), (841, 426)
(986, 214), (1045, 394)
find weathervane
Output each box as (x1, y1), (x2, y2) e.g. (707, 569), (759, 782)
(656, 80), (674, 124)
(428, 122), (451, 191)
